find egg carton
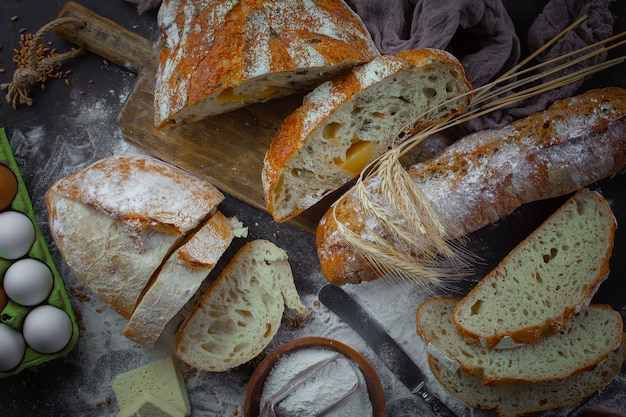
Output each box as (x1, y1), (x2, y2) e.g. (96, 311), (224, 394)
(0, 128), (79, 378)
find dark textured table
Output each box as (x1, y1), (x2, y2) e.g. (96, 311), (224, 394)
(0, 1), (624, 416)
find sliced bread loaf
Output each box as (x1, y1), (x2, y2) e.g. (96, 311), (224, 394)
(154, 0), (380, 128)
(46, 155), (224, 319)
(428, 340), (626, 417)
(123, 212), (244, 348)
(262, 48), (471, 222)
(416, 297), (623, 385)
(452, 188), (616, 348)
(175, 240), (305, 372)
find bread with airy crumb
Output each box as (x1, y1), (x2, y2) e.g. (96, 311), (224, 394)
(46, 155), (224, 319)
(428, 340), (626, 417)
(452, 189), (616, 349)
(175, 240), (305, 371)
(416, 297), (623, 385)
(316, 87), (626, 285)
(262, 48), (471, 222)
(154, 0), (380, 128)
(123, 212), (244, 348)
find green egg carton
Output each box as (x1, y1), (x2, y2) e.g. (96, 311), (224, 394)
(0, 127), (79, 378)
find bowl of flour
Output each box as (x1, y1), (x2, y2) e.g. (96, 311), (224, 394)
(244, 337), (385, 417)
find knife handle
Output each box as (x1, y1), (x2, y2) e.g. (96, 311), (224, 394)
(416, 386), (458, 417)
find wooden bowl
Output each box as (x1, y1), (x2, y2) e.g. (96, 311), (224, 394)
(244, 337), (386, 417)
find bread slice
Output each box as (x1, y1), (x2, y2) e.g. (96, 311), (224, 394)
(452, 189), (616, 348)
(262, 48), (471, 222)
(112, 356), (190, 415)
(316, 87), (626, 285)
(123, 212), (245, 348)
(154, 0), (380, 128)
(175, 239), (305, 371)
(46, 155), (224, 319)
(416, 297), (623, 385)
(428, 340), (626, 417)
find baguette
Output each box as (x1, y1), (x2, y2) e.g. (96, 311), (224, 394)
(416, 297), (623, 385)
(452, 189), (615, 349)
(428, 340), (626, 417)
(154, 0), (380, 128)
(46, 155), (224, 319)
(262, 48), (471, 222)
(175, 240), (305, 372)
(316, 87), (626, 285)
(123, 212), (241, 348)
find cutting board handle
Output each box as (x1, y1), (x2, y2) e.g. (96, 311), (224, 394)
(54, 1), (155, 73)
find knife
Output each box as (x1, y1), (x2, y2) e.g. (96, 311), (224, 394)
(318, 284), (457, 417)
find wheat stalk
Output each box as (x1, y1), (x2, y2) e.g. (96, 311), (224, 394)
(332, 17), (626, 289)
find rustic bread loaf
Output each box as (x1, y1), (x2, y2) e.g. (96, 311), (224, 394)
(123, 212), (244, 348)
(428, 340), (626, 417)
(416, 297), (623, 385)
(262, 48), (471, 222)
(154, 0), (380, 128)
(452, 189), (616, 349)
(46, 155), (224, 319)
(316, 87), (626, 285)
(175, 240), (305, 372)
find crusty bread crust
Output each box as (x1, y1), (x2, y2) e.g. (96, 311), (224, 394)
(46, 155), (224, 318)
(154, 0), (380, 128)
(263, 48), (471, 222)
(316, 87), (626, 285)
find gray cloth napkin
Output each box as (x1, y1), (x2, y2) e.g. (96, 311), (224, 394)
(345, 0), (615, 131)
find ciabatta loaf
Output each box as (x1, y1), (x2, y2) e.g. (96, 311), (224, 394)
(175, 240), (305, 372)
(416, 298), (623, 385)
(123, 212), (244, 348)
(154, 0), (380, 128)
(428, 341), (626, 417)
(46, 155), (224, 319)
(263, 48), (471, 222)
(316, 87), (626, 285)
(452, 189), (615, 349)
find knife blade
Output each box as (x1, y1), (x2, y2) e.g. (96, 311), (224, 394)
(318, 284), (457, 417)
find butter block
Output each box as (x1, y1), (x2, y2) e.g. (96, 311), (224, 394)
(117, 393), (185, 417)
(113, 356), (190, 416)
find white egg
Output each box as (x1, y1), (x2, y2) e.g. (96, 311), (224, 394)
(0, 211), (36, 260)
(3, 258), (54, 306)
(0, 323), (26, 371)
(22, 305), (73, 354)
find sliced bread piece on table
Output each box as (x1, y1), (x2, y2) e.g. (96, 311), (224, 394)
(123, 212), (246, 349)
(416, 297), (623, 385)
(154, 0), (380, 128)
(316, 87), (626, 286)
(452, 188), (616, 349)
(175, 239), (305, 371)
(262, 48), (471, 222)
(428, 340), (626, 417)
(46, 155), (224, 319)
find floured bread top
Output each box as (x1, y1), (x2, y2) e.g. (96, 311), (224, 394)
(50, 155), (224, 238)
(155, 0), (380, 127)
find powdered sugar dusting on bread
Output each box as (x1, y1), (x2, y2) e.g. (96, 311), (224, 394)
(353, 56), (410, 90)
(51, 155), (224, 236)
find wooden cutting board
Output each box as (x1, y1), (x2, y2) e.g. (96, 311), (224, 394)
(53, 1), (332, 233)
